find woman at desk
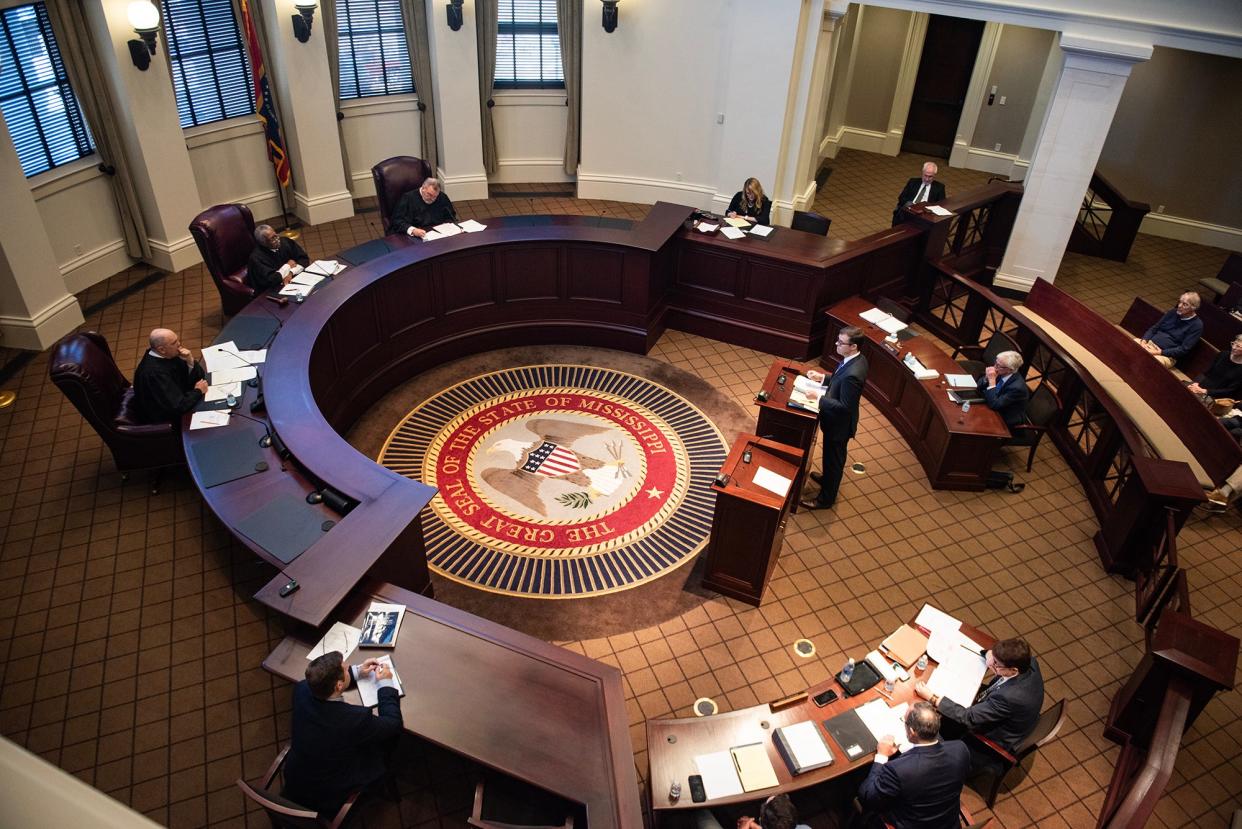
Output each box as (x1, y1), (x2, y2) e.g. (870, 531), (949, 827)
(727, 177), (772, 226)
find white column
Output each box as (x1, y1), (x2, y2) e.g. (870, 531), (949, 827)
(882, 12), (928, 156)
(0, 112), (84, 350)
(83, 0), (203, 273)
(260, 0), (354, 225)
(995, 34), (1151, 292)
(424, 0), (488, 200)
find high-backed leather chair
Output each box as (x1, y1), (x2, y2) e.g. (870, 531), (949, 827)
(791, 210), (831, 236)
(190, 203), (257, 316)
(49, 332), (183, 489)
(371, 155), (434, 235)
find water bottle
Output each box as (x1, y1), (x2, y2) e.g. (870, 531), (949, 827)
(841, 657), (855, 684)
(961, 400), (971, 414)
(669, 780), (681, 802)
(225, 392), (237, 408)
(884, 675), (895, 694)
(916, 653), (929, 673)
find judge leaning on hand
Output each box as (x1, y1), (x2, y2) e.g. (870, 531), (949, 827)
(132, 328), (209, 424)
(247, 223), (310, 293)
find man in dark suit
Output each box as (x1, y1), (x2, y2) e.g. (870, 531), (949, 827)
(892, 162), (947, 225)
(801, 326), (869, 510)
(914, 638), (1045, 773)
(282, 651), (403, 816)
(858, 702), (971, 829)
(977, 350), (1029, 431)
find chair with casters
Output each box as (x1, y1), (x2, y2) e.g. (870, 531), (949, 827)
(873, 296), (912, 323)
(791, 210), (832, 236)
(1001, 384), (1059, 471)
(371, 155), (435, 235)
(951, 330), (1020, 378)
(970, 699), (1068, 808)
(469, 771), (576, 829)
(189, 203), (257, 317)
(49, 331), (183, 493)
(236, 745), (364, 829)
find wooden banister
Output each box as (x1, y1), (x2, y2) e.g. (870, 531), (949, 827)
(1068, 170), (1150, 263)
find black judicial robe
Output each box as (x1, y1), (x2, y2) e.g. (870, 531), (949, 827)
(390, 190), (456, 235)
(132, 352), (206, 424)
(247, 237), (310, 293)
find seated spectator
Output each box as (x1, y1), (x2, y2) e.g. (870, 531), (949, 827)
(132, 328), (208, 424)
(977, 350), (1030, 431)
(1135, 292), (1203, 368)
(1187, 334), (1242, 408)
(726, 177), (772, 226)
(247, 224), (310, 294)
(391, 177), (456, 238)
(893, 162), (946, 225)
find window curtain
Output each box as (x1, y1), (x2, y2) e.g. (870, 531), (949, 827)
(475, 0), (498, 175)
(44, 0), (150, 260)
(318, 1), (354, 187)
(400, 0), (440, 170)
(555, 0), (580, 175)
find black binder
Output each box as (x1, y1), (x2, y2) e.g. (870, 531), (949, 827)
(822, 708), (877, 762)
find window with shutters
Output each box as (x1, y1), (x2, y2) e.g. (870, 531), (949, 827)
(0, 2), (95, 178)
(496, 0), (563, 89)
(162, 0), (255, 128)
(336, 0), (414, 99)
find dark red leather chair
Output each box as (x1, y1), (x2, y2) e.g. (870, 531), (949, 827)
(190, 203), (257, 317)
(49, 332), (183, 491)
(371, 155), (434, 235)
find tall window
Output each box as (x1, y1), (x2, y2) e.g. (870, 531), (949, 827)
(162, 0), (254, 128)
(0, 3), (95, 177)
(496, 0), (562, 89)
(336, 0), (414, 99)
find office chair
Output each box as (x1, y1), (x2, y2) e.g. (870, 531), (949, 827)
(49, 332), (183, 493)
(469, 772), (576, 829)
(371, 155), (435, 235)
(236, 745), (365, 829)
(970, 699), (1068, 808)
(189, 203), (257, 317)
(873, 296), (912, 323)
(1197, 252), (1242, 301)
(791, 210), (832, 236)
(952, 330), (1020, 378)
(1002, 384), (1059, 471)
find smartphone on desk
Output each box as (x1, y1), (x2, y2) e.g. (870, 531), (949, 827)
(813, 688), (838, 707)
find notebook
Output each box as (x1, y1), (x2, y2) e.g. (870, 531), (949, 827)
(880, 624), (930, 668)
(773, 721), (833, 774)
(730, 743), (779, 792)
(822, 708), (877, 761)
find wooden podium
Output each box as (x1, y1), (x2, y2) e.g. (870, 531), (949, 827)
(753, 359), (819, 513)
(701, 435), (804, 606)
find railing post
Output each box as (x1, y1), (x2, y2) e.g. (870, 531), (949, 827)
(1093, 455), (1202, 576)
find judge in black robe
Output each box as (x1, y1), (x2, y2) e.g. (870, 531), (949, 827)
(390, 177), (456, 237)
(247, 224), (310, 293)
(132, 328), (208, 424)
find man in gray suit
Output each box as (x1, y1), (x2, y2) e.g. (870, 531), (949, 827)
(914, 637), (1044, 773)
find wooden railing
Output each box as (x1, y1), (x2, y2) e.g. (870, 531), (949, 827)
(1067, 170), (1150, 263)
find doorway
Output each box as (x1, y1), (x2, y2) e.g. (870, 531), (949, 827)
(901, 15), (985, 158)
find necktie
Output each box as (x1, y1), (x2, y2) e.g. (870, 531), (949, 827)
(916, 183), (929, 203)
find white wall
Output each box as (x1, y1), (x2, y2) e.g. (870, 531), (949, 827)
(186, 118), (284, 223)
(340, 94), (423, 197)
(30, 160), (132, 294)
(492, 91), (571, 183)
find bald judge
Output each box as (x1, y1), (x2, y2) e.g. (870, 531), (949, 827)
(132, 328), (208, 424)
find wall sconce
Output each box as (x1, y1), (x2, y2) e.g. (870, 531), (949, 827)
(446, 0), (464, 31)
(601, 0), (619, 33)
(126, 1), (160, 71)
(292, 2), (317, 43)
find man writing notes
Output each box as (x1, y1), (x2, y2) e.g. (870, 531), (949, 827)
(283, 651), (403, 816)
(892, 162), (946, 225)
(1135, 291), (1203, 368)
(857, 702), (971, 829)
(978, 350), (1029, 431)
(247, 223), (310, 294)
(800, 326), (869, 511)
(132, 328), (208, 424)
(914, 638), (1045, 773)
(391, 177), (457, 238)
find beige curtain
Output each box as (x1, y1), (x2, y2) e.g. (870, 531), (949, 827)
(475, 0), (498, 175)
(44, 0), (151, 260)
(400, 0), (440, 170)
(555, 0), (580, 176)
(319, 0), (354, 187)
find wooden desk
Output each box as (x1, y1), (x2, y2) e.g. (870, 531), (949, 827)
(822, 297), (1009, 490)
(263, 579), (643, 829)
(753, 360), (820, 511)
(646, 621), (994, 820)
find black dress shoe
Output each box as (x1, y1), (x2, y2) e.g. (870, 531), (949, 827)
(809, 471), (823, 484)
(799, 499), (832, 511)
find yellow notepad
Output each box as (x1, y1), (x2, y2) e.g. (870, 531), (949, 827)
(730, 742), (779, 792)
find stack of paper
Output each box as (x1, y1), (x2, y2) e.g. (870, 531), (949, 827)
(189, 410), (230, 430)
(695, 222), (719, 233)
(855, 699), (912, 752)
(458, 219), (487, 233)
(794, 375), (824, 393)
(307, 621), (362, 660)
(730, 743), (779, 792)
(201, 342), (250, 373)
(204, 381), (242, 402)
(748, 224), (774, 237)
(237, 349), (266, 364)
(290, 271), (325, 289)
(355, 654), (405, 708)
(434, 222), (463, 236)
(278, 282), (313, 298)
(720, 226), (747, 240)
(926, 645), (987, 708)
(752, 466), (792, 498)
(724, 217), (751, 228)
(209, 366), (257, 385)
(925, 205), (954, 217)
(306, 259), (346, 276)
(694, 751), (743, 799)
(945, 373), (977, 389)
(858, 307), (908, 334)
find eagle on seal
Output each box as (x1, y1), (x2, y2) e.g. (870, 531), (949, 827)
(482, 418), (632, 516)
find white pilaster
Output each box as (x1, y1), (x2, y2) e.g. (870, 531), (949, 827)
(883, 13), (928, 157)
(425, 0), (488, 200)
(994, 34), (1152, 292)
(0, 111), (84, 350)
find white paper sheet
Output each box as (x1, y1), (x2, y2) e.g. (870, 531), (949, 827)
(926, 646), (987, 709)
(925, 205), (954, 217)
(945, 373), (976, 388)
(793, 375), (824, 393)
(752, 466), (792, 498)
(458, 219), (488, 232)
(696, 223), (719, 233)
(237, 349), (266, 364)
(307, 622), (362, 661)
(290, 271), (325, 288)
(355, 655), (404, 708)
(201, 342), (249, 372)
(278, 283), (313, 297)
(433, 222), (463, 236)
(421, 229), (444, 241)
(203, 382), (242, 402)
(914, 604), (962, 637)
(189, 410), (230, 430)
(865, 650), (909, 683)
(855, 699), (912, 752)
(859, 307), (890, 324)
(694, 751), (744, 800)
(719, 226), (747, 240)
(306, 259), (345, 276)
(876, 317), (908, 335)
(209, 366), (257, 385)
(748, 224), (774, 237)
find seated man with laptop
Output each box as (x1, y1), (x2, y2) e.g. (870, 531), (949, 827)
(977, 350), (1029, 432)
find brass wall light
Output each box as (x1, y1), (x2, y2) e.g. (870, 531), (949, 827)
(126, 1), (160, 71)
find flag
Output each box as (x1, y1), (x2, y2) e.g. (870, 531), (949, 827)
(239, 0), (291, 187)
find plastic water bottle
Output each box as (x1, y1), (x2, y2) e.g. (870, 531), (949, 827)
(669, 780), (681, 802)
(916, 653), (929, 673)
(225, 392), (237, 408)
(841, 657), (855, 684)
(961, 400), (971, 415)
(884, 675), (895, 694)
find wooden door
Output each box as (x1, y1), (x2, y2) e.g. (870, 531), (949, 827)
(901, 15), (985, 158)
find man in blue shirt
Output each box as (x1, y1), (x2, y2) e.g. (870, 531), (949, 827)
(1136, 292), (1203, 368)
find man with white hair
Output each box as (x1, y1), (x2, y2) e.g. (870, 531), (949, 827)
(132, 328), (208, 424)
(977, 350), (1029, 430)
(391, 177), (457, 238)
(247, 223), (310, 293)
(1135, 291), (1203, 368)
(892, 161), (946, 225)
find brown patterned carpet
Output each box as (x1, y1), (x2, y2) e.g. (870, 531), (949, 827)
(0, 151), (1238, 828)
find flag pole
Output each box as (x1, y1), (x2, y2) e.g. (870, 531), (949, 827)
(274, 178), (301, 241)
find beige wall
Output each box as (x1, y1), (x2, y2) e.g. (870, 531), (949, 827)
(844, 6), (911, 132)
(972, 26), (1055, 156)
(824, 3), (860, 139)
(1099, 46), (1242, 229)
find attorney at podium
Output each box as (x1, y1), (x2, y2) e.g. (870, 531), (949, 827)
(892, 162), (946, 225)
(800, 326), (868, 511)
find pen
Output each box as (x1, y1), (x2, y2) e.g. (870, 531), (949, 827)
(960, 643), (985, 655)
(876, 688), (894, 702)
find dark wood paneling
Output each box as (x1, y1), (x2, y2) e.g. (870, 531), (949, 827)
(499, 245), (561, 302)
(377, 263), (437, 337)
(330, 292), (385, 378)
(438, 251), (497, 314)
(567, 246), (626, 304)
(675, 246), (741, 296)
(743, 261), (814, 312)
